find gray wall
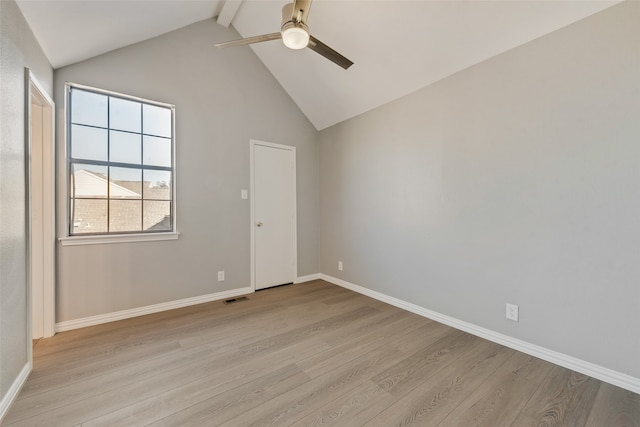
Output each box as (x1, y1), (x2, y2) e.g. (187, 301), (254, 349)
(54, 20), (319, 322)
(319, 1), (639, 379)
(0, 0), (52, 405)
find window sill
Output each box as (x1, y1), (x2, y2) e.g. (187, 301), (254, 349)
(59, 231), (180, 246)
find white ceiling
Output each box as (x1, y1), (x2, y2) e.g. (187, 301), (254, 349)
(17, 0), (620, 130)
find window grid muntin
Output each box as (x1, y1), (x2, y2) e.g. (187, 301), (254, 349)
(67, 84), (174, 236)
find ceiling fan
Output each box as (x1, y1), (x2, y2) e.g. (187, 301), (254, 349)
(215, 0), (354, 70)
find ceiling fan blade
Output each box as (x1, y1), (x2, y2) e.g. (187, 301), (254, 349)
(291, 0), (312, 24)
(308, 35), (354, 70)
(215, 32), (282, 48)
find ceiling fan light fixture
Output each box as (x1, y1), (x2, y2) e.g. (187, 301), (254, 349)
(217, 1), (353, 69)
(282, 26), (309, 50)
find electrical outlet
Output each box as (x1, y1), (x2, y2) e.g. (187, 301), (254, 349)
(241, 189), (248, 199)
(338, 261), (343, 271)
(506, 303), (519, 322)
(217, 271), (225, 282)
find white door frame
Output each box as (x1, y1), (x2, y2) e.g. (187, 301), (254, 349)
(25, 68), (56, 342)
(249, 139), (297, 291)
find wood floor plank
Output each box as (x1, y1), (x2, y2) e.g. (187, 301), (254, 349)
(7, 337), (330, 427)
(217, 343), (400, 426)
(176, 292), (373, 351)
(218, 319), (450, 426)
(436, 351), (555, 426)
(585, 382), (640, 427)
(297, 315), (445, 380)
(7, 332), (327, 424)
(31, 302), (282, 372)
(510, 365), (602, 426)
(145, 367), (309, 427)
(371, 329), (479, 398)
(367, 339), (512, 426)
(3, 280), (638, 426)
(287, 322), (455, 426)
(83, 364), (310, 427)
(289, 379), (397, 427)
(234, 305), (380, 358)
(25, 326), (254, 398)
(20, 340), (183, 398)
(5, 343), (215, 423)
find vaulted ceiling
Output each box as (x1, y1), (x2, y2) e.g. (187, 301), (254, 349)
(16, 0), (620, 130)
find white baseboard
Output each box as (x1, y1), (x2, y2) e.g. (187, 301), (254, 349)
(295, 273), (321, 284)
(0, 362), (31, 422)
(55, 287), (254, 333)
(320, 274), (640, 394)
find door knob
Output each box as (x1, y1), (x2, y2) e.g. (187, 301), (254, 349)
(256, 222), (263, 227)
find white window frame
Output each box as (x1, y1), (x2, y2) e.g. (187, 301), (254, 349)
(60, 82), (179, 246)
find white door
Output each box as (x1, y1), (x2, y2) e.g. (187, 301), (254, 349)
(251, 140), (297, 290)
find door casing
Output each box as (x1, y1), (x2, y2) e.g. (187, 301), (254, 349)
(26, 68), (56, 341)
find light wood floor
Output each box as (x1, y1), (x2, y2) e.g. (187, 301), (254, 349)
(3, 280), (639, 426)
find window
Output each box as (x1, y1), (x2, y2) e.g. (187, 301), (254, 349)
(67, 84), (175, 237)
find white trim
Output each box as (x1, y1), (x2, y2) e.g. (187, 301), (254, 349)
(25, 69), (34, 354)
(55, 286), (253, 332)
(41, 90), (55, 339)
(26, 68), (56, 341)
(294, 273), (321, 284)
(250, 141), (256, 291)
(28, 70), (54, 106)
(59, 231), (180, 246)
(320, 273), (640, 394)
(0, 362), (31, 423)
(249, 139), (297, 291)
